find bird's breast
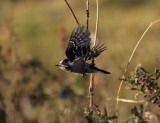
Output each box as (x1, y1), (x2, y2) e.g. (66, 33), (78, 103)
(71, 61), (88, 73)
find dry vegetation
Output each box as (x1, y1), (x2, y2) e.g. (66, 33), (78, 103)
(0, 0), (160, 123)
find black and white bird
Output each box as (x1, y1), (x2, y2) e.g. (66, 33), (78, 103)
(56, 25), (110, 76)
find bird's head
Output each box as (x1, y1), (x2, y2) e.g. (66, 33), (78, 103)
(55, 59), (71, 71)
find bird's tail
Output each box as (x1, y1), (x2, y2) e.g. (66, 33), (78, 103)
(92, 66), (110, 74)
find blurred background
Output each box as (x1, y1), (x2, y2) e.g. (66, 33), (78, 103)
(0, 0), (160, 122)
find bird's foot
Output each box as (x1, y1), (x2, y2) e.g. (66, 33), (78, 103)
(80, 73), (87, 77)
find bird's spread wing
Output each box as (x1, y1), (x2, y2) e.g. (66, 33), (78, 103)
(82, 42), (107, 61)
(65, 25), (91, 62)
(72, 42), (107, 64)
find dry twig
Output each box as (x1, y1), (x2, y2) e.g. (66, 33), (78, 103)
(64, 0), (79, 25)
(88, 0), (99, 111)
(116, 17), (160, 117)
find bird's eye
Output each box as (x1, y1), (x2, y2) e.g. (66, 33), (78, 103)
(62, 59), (69, 64)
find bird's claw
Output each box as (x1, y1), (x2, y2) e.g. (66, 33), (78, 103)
(80, 73), (87, 77)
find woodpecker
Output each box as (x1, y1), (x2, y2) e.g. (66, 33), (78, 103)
(56, 25), (110, 76)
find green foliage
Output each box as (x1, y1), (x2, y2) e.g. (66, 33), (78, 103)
(124, 104), (147, 123)
(84, 108), (117, 123)
(120, 66), (160, 107)
(131, 104), (147, 123)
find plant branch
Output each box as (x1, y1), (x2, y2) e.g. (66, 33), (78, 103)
(86, 0), (89, 30)
(64, 0), (79, 25)
(86, 0), (93, 110)
(106, 98), (144, 103)
(88, 0), (99, 111)
(116, 17), (160, 117)
(94, 0), (99, 46)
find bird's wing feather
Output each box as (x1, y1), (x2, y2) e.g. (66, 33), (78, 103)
(82, 42), (107, 61)
(65, 25), (91, 62)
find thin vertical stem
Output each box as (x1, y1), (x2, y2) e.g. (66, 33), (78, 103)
(88, 0), (99, 111)
(86, 0), (89, 30)
(86, 0), (93, 111)
(94, 0), (99, 46)
(89, 63), (94, 110)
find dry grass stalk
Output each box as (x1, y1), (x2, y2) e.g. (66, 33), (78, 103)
(116, 17), (160, 117)
(106, 98), (144, 103)
(64, 0), (79, 25)
(88, 0), (99, 111)
(94, 0), (99, 46)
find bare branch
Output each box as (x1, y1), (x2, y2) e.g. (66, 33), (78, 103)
(64, 0), (79, 25)
(106, 98), (144, 103)
(86, 0), (89, 30)
(116, 17), (160, 117)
